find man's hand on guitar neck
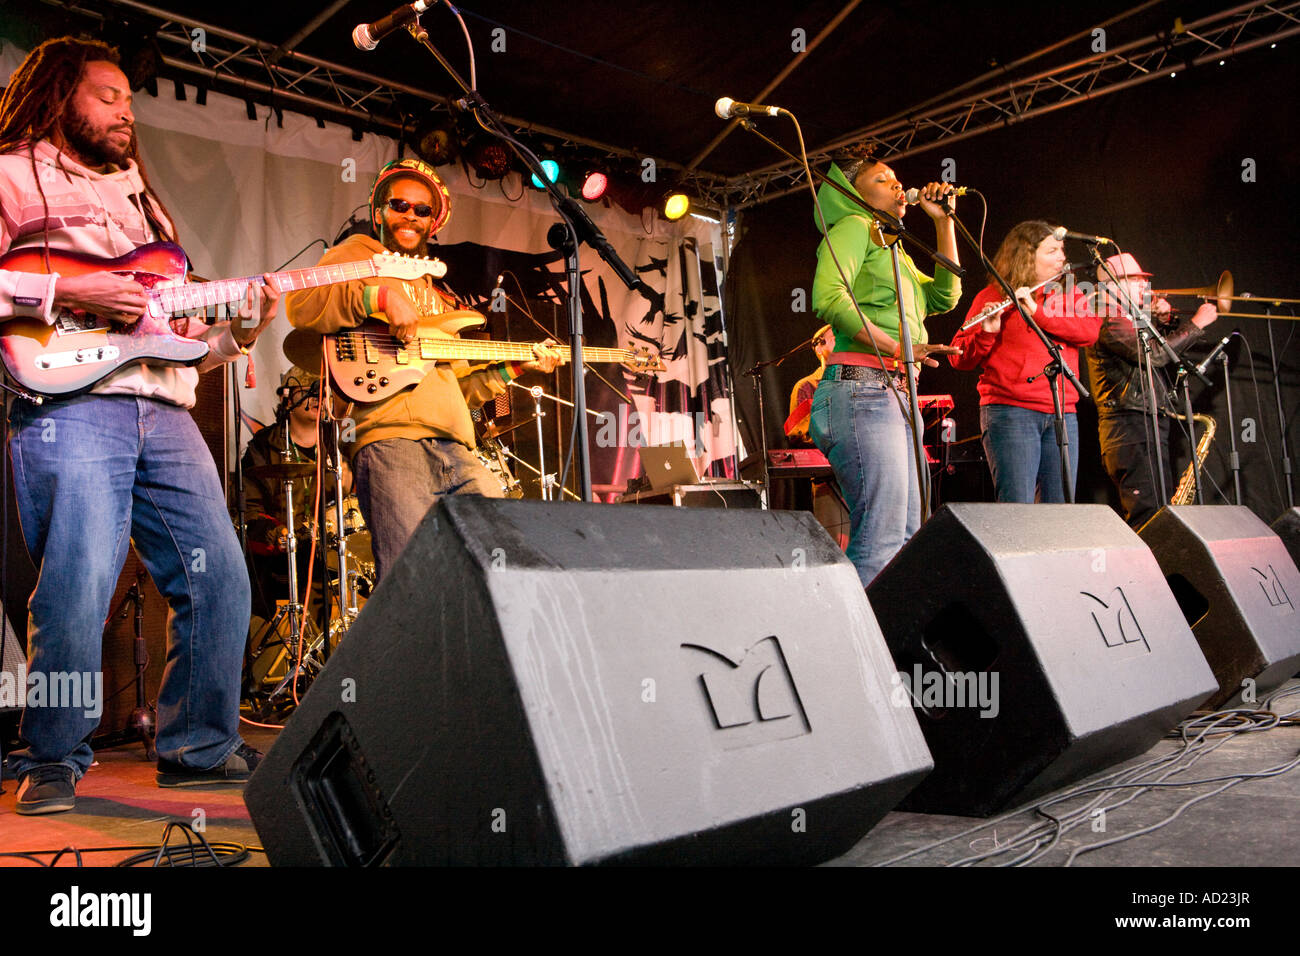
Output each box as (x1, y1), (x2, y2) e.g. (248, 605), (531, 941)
(232, 274), (281, 349)
(53, 272), (146, 324)
(523, 339), (564, 375)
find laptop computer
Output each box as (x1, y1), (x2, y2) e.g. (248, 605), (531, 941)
(638, 443), (703, 492)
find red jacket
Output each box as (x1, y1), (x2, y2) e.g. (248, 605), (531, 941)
(949, 284), (1099, 413)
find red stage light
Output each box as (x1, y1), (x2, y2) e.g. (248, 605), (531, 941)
(581, 170), (608, 202)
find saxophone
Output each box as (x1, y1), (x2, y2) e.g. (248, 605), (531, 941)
(1171, 413), (1216, 504)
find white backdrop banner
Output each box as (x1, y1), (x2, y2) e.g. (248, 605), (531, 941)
(1, 40), (736, 493)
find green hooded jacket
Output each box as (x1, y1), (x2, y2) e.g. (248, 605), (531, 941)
(811, 163), (961, 353)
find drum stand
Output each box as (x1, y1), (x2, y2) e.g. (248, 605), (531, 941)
(246, 422), (317, 714)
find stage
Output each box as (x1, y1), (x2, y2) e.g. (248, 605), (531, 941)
(3, 681), (1296, 868)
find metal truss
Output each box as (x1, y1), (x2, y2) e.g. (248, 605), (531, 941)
(38, 0), (727, 191)
(716, 1), (1300, 210)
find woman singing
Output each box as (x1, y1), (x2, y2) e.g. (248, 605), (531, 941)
(949, 221), (1099, 502)
(809, 151), (962, 587)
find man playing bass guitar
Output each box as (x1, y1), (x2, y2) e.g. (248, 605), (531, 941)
(286, 159), (562, 582)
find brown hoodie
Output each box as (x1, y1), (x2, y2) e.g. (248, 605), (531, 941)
(285, 233), (512, 457)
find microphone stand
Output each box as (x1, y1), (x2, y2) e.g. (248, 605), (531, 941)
(1265, 314), (1295, 507)
(746, 337), (814, 510)
(937, 204), (1087, 502)
(731, 116), (964, 519)
(875, 218), (933, 517)
(1173, 367), (1203, 504)
(506, 378), (604, 500)
(404, 21), (649, 503)
(1220, 350), (1242, 505)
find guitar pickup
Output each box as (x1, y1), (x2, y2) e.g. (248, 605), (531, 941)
(35, 346), (121, 369)
(395, 347), (409, 366)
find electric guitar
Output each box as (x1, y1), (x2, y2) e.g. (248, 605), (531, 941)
(285, 311), (665, 404)
(0, 241), (447, 398)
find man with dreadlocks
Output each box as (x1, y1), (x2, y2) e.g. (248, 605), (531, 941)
(0, 37), (279, 813)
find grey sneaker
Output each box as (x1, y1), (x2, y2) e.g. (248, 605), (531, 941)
(16, 765), (77, 815)
(155, 743), (263, 788)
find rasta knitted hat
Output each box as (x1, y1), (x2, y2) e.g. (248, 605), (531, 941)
(368, 157), (453, 236)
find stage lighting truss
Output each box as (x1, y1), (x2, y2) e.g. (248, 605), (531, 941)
(51, 0), (726, 204)
(713, 0), (1300, 209)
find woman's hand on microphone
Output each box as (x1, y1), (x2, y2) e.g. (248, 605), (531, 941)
(916, 182), (956, 221)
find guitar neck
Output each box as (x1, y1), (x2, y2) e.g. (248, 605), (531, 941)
(156, 260), (382, 315)
(406, 337), (632, 364)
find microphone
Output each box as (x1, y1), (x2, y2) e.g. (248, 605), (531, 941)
(352, 0), (431, 51)
(1193, 331), (1236, 378)
(715, 97), (785, 119)
(903, 186), (971, 204)
(1051, 226), (1115, 245)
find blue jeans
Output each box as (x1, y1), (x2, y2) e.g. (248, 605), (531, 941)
(809, 372), (920, 587)
(980, 403), (1079, 503)
(6, 395), (249, 779)
(354, 437), (502, 582)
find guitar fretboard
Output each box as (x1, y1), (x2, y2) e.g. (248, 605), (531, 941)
(336, 329), (635, 365)
(156, 260), (383, 314)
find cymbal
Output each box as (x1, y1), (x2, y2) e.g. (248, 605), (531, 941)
(282, 328), (324, 369)
(246, 462), (316, 481)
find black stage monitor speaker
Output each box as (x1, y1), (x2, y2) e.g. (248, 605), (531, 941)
(866, 503), (1216, 818)
(1272, 508), (1300, 572)
(1140, 505), (1300, 709)
(245, 497), (933, 866)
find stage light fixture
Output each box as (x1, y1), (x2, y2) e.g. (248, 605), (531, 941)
(466, 139), (511, 180)
(663, 191), (690, 221)
(415, 121), (460, 166)
(530, 159), (561, 190)
(580, 169), (608, 202)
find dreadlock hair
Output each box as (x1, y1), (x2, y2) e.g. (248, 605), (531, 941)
(0, 35), (179, 267)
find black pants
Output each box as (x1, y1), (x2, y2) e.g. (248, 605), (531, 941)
(1099, 411), (1173, 529)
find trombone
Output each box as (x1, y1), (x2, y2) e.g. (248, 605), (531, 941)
(1153, 270), (1300, 320)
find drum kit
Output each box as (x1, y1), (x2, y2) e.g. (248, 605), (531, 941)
(241, 457), (378, 719)
(242, 343), (533, 719)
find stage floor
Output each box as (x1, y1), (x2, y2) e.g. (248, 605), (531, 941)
(2, 682), (1297, 868)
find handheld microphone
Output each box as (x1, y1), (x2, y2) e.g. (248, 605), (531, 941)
(714, 97), (785, 119)
(352, 1), (432, 51)
(1193, 332), (1236, 378)
(1051, 226), (1115, 245)
(903, 186), (971, 204)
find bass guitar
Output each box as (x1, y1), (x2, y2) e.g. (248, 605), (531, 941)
(284, 312), (664, 404)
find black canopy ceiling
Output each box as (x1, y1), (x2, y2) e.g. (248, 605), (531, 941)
(5, 0), (1242, 178)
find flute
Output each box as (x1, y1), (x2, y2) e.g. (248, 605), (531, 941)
(958, 265), (1077, 332)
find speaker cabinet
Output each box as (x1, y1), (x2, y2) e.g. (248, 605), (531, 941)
(245, 497), (933, 865)
(1141, 505), (1300, 709)
(867, 503), (1217, 817)
(1272, 508), (1300, 572)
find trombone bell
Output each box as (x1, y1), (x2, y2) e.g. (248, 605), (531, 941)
(1153, 270), (1234, 313)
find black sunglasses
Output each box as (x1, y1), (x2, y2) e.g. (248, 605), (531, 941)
(386, 197), (435, 217)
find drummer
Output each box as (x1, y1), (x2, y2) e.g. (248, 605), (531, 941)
(241, 367), (352, 619)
